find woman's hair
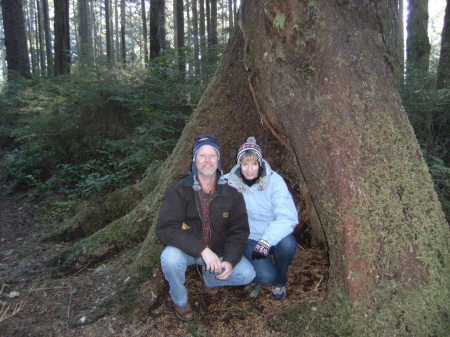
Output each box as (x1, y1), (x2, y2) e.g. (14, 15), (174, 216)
(240, 150), (260, 163)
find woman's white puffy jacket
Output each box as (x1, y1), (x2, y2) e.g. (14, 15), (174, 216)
(226, 159), (298, 246)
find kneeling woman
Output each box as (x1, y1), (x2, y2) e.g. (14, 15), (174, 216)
(227, 137), (298, 300)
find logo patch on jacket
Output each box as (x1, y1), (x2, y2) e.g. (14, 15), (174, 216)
(181, 222), (190, 230)
(223, 212), (229, 218)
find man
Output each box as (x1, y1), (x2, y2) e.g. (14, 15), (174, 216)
(157, 135), (255, 321)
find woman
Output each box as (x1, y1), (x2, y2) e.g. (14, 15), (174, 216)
(227, 137), (298, 300)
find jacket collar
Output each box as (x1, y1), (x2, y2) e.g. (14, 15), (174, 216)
(182, 172), (230, 195)
(228, 159), (272, 192)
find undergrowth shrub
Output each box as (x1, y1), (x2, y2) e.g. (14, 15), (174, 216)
(1, 56), (206, 199)
(401, 81), (450, 222)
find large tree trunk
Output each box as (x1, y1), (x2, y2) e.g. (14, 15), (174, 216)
(133, 1), (449, 335)
(49, 1), (448, 335)
(1, 0), (32, 79)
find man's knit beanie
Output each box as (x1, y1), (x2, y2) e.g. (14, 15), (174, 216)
(191, 135), (225, 190)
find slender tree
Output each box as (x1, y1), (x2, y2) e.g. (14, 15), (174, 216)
(36, 0), (46, 76)
(105, 0), (114, 64)
(0, 0), (32, 79)
(191, 0), (200, 76)
(120, 0), (126, 66)
(174, 0), (185, 76)
(54, 0), (71, 75)
(78, 0), (93, 61)
(42, 0), (53, 76)
(209, 0), (217, 46)
(199, 0), (207, 74)
(437, 0), (450, 89)
(149, 0), (165, 59)
(406, 0), (431, 86)
(115, 0), (119, 59)
(228, 0), (233, 29)
(25, 0), (38, 75)
(141, 0), (149, 66)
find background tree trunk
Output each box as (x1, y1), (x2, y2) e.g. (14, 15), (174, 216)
(437, 0), (450, 89)
(149, 0), (165, 59)
(406, 0), (431, 87)
(36, 0), (46, 76)
(77, 0), (93, 60)
(42, 0), (53, 76)
(129, 1), (449, 335)
(199, 0), (207, 75)
(174, 0), (185, 76)
(54, 0), (71, 75)
(191, 0), (200, 77)
(1, 0), (32, 79)
(120, 0), (126, 67)
(105, 0), (114, 64)
(141, 0), (148, 66)
(26, 0), (38, 76)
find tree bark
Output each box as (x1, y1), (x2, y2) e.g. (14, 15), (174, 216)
(174, 0), (185, 76)
(199, 0), (207, 75)
(120, 0), (126, 67)
(105, 0), (114, 64)
(191, 0), (200, 77)
(36, 0), (46, 76)
(1, 0), (32, 79)
(141, 0), (149, 66)
(437, 0), (450, 89)
(77, 0), (93, 60)
(134, 1), (448, 334)
(48, 1), (449, 335)
(406, 0), (430, 87)
(42, 0), (53, 76)
(54, 0), (71, 75)
(149, 0), (165, 59)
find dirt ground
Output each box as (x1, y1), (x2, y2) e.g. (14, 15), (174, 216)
(0, 175), (329, 336)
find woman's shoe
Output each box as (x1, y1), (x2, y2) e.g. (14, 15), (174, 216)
(271, 286), (286, 300)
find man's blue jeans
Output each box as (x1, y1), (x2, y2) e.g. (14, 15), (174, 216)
(243, 234), (297, 287)
(160, 246), (255, 306)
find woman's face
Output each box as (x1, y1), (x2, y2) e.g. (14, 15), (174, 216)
(241, 157), (259, 180)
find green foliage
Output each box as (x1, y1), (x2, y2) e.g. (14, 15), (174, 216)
(1, 56), (206, 200)
(401, 80), (450, 221)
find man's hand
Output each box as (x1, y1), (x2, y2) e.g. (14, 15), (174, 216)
(215, 261), (233, 280)
(201, 247), (222, 273)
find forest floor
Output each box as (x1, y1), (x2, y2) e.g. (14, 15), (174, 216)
(0, 169), (329, 337)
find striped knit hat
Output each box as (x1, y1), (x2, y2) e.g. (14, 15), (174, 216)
(237, 137), (262, 163)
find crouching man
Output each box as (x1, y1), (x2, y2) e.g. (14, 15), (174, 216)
(157, 135), (255, 321)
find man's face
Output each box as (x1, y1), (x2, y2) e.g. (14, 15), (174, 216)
(196, 145), (219, 178)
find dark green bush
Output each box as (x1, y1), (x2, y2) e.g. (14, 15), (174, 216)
(1, 56), (206, 199)
(401, 79), (450, 222)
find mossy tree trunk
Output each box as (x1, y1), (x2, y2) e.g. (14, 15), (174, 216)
(131, 1), (449, 335)
(51, 1), (448, 335)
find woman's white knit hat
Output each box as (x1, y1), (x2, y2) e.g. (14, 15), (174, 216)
(237, 137), (262, 163)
